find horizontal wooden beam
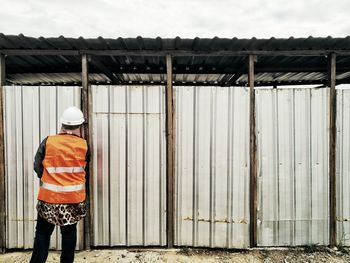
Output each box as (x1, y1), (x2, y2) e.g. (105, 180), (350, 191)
(2, 49), (350, 57)
(5, 65), (350, 75)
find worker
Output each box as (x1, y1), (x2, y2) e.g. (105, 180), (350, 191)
(30, 106), (90, 263)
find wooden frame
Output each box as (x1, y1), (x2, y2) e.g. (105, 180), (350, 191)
(0, 47), (344, 250)
(248, 54), (257, 247)
(328, 53), (337, 247)
(0, 54), (5, 253)
(81, 54), (93, 249)
(165, 54), (175, 248)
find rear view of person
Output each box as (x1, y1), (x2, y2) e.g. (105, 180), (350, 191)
(30, 106), (90, 263)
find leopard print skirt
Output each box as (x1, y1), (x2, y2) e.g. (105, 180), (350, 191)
(37, 200), (87, 226)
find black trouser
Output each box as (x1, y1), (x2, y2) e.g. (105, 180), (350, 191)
(30, 215), (77, 263)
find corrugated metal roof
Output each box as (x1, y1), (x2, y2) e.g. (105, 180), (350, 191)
(1, 34), (350, 86)
(1, 34), (350, 51)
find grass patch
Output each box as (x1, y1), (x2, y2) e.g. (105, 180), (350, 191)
(178, 247), (192, 256)
(303, 244), (321, 253)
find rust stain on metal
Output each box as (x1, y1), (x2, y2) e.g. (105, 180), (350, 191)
(337, 218), (350, 222)
(183, 217), (248, 224)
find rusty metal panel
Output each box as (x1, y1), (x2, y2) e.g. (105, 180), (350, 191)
(256, 87), (329, 246)
(174, 86), (250, 248)
(336, 85), (350, 246)
(4, 86), (81, 249)
(92, 85), (166, 246)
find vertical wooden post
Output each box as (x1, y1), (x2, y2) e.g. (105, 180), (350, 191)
(0, 54), (5, 253)
(166, 54), (175, 248)
(81, 54), (92, 250)
(328, 53), (337, 247)
(249, 54), (257, 247)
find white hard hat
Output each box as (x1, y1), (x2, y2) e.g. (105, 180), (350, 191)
(60, 106), (85, 126)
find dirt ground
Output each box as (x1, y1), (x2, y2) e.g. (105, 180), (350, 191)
(1, 247), (350, 263)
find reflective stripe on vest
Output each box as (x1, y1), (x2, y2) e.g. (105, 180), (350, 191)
(42, 182), (85, 192)
(46, 166), (85, 174)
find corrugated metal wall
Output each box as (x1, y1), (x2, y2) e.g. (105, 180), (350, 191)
(91, 85), (167, 246)
(3, 84), (350, 249)
(4, 85), (82, 249)
(174, 86), (250, 248)
(336, 86), (350, 246)
(256, 87), (330, 246)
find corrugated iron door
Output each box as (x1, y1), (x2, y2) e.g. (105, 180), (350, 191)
(4, 85), (83, 249)
(91, 85), (167, 246)
(336, 87), (350, 246)
(256, 87), (329, 246)
(174, 86), (250, 248)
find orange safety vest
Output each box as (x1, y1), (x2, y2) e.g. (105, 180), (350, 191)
(37, 134), (88, 204)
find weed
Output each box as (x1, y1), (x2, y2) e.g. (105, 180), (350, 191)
(304, 244), (320, 253)
(337, 230), (350, 254)
(179, 246), (192, 256)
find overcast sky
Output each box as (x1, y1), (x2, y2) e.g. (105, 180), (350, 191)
(0, 0), (349, 38)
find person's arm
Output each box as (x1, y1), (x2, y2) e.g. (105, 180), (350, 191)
(33, 137), (48, 178)
(85, 145), (91, 189)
